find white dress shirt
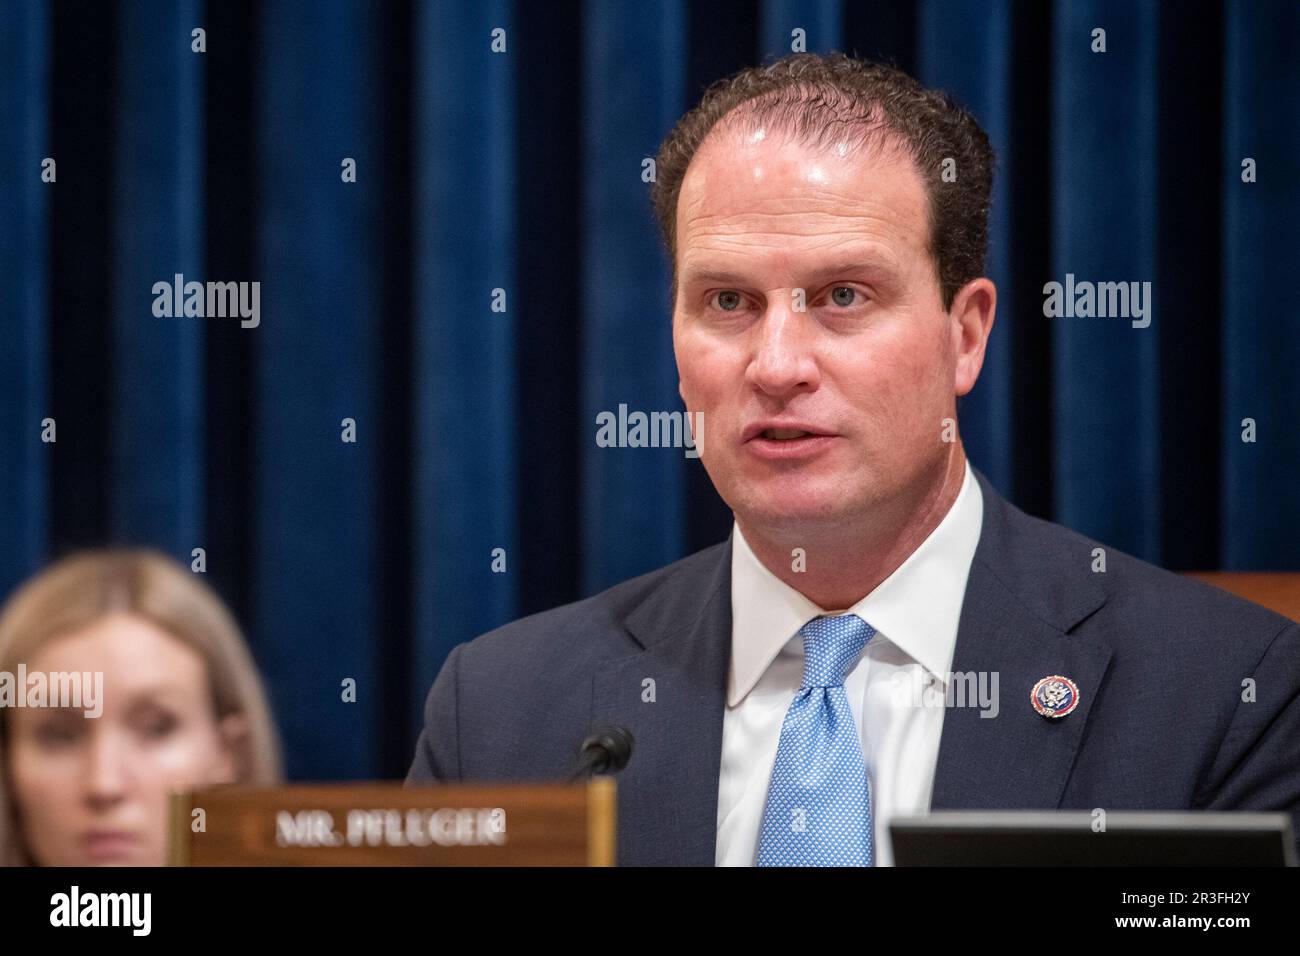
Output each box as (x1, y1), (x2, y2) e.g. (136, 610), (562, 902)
(715, 459), (984, 866)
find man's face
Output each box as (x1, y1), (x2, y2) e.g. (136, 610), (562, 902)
(672, 123), (968, 536)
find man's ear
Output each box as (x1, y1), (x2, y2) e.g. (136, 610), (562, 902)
(949, 277), (996, 397)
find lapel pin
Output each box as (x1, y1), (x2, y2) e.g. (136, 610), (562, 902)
(1031, 675), (1080, 719)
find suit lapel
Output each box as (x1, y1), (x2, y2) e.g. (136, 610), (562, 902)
(590, 537), (732, 866)
(930, 469), (1113, 811)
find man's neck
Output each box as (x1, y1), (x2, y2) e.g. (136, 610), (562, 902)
(736, 447), (968, 611)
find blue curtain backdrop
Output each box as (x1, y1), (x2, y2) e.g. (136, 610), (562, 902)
(1, 0), (1296, 781)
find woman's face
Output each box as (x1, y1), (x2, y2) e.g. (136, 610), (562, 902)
(7, 612), (239, 865)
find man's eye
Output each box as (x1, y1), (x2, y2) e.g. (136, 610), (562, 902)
(713, 291), (743, 311)
(828, 286), (859, 307)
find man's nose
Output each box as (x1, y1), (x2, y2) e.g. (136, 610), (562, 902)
(746, 297), (820, 397)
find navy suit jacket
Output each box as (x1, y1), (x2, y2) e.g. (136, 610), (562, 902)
(406, 467), (1300, 865)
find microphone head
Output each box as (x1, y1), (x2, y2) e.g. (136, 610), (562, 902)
(579, 725), (634, 774)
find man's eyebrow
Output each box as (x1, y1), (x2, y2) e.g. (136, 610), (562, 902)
(679, 258), (894, 287)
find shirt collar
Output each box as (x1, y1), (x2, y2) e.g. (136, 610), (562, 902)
(728, 459), (984, 707)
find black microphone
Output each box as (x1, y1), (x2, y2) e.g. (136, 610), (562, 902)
(568, 725), (634, 782)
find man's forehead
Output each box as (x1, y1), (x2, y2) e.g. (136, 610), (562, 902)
(675, 126), (929, 262)
(677, 245), (906, 291)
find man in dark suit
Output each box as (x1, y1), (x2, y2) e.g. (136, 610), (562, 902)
(406, 52), (1300, 865)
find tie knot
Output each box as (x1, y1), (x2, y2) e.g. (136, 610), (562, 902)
(798, 613), (875, 688)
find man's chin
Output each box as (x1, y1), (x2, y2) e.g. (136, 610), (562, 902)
(736, 495), (857, 533)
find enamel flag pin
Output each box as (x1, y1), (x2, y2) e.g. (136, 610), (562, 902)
(1031, 675), (1080, 718)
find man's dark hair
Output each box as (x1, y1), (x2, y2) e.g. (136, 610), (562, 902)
(650, 52), (994, 311)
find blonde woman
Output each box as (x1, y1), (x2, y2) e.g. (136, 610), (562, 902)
(0, 549), (282, 865)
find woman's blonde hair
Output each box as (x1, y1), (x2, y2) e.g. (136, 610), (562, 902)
(0, 548), (283, 865)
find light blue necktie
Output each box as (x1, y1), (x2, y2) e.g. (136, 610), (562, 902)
(757, 613), (875, 866)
